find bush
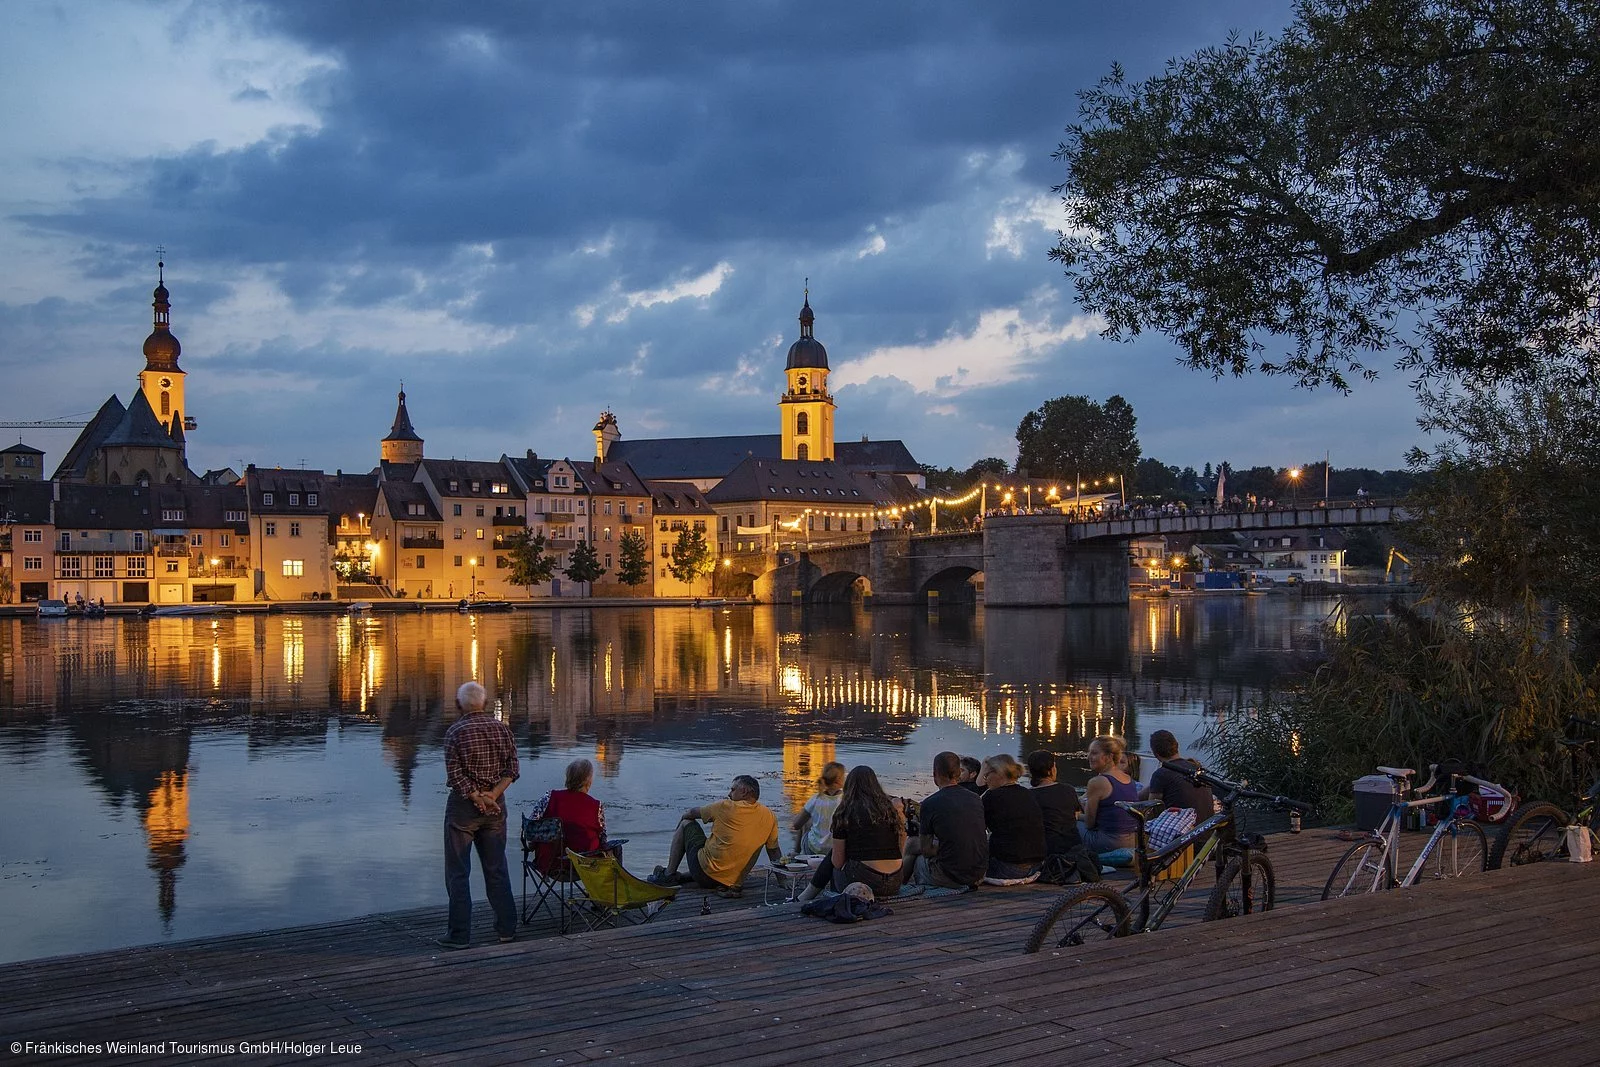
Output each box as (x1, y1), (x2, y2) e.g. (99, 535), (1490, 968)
(1201, 597), (1600, 821)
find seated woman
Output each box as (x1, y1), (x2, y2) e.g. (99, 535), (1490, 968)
(1080, 735), (1139, 855)
(792, 761), (846, 855)
(797, 766), (906, 902)
(529, 758), (612, 872)
(980, 754), (1046, 879)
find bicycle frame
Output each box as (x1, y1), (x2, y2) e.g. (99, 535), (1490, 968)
(1116, 805), (1233, 933)
(1358, 767), (1506, 889)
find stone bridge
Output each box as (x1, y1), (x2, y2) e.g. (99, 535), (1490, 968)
(754, 503), (1406, 607)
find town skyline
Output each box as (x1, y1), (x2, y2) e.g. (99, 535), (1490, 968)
(3, 1), (1425, 479)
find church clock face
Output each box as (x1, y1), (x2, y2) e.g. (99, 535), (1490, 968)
(158, 376), (172, 388)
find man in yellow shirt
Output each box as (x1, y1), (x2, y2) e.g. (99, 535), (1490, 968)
(649, 775), (781, 895)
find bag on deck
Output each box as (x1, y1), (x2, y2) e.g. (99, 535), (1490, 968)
(1146, 807), (1197, 853)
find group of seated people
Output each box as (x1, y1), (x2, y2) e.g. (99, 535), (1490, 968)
(527, 731), (1213, 903)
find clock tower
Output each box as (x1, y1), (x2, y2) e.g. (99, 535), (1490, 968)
(138, 261), (192, 439)
(779, 289), (835, 461)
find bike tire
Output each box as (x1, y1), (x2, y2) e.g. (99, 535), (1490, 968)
(1420, 818), (1487, 881)
(1023, 885), (1131, 953)
(1204, 852), (1276, 920)
(1487, 801), (1569, 870)
(1321, 839), (1393, 900)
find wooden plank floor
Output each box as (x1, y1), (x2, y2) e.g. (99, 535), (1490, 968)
(4, 828), (1594, 1066)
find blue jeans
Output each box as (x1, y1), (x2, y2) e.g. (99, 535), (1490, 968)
(444, 792), (517, 942)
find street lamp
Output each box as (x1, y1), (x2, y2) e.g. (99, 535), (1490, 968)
(207, 557), (221, 601)
(1288, 467), (1302, 507)
(720, 557), (731, 597)
(469, 557), (479, 600)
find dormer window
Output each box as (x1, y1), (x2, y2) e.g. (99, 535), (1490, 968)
(308, 493), (319, 507)
(449, 480), (459, 493)
(471, 481), (480, 493)
(263, 492), (274, 507)
(289, 493), (300, 506)
(491, 482), (508, 495)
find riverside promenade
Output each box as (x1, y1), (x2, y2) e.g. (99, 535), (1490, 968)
(3, 830), (1596, 1066)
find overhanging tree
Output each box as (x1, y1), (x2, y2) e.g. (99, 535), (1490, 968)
(504, 530), (556, 594)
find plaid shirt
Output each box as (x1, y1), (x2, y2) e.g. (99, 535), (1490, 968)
(444, 712), (519, 797)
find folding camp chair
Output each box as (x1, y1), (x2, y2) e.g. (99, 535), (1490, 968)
(562, 849), (677, 932)
(520, 815), (577, 928)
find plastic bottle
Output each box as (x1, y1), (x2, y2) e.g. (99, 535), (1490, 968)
(1289, 810), (1302, 834)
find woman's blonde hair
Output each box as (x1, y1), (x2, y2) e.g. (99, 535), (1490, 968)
(981, 753), (1024, 785)
(565, 758), (595, 792)
(1090, 735), (1126, 761)
(817, 761), (846, 793)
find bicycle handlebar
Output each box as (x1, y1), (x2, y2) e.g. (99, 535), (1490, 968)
(1159, 761), (1315, 816)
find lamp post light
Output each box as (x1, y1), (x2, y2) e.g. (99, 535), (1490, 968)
(720, 557), (731, 598)
(1288, 467), (1302, 507)
(207, 557), (221, 601)
(469, 557), (479, 601)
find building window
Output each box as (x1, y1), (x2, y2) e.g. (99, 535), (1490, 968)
(796, 412), (809, 435)
(58, 532), (71, 550)
(452, 504), (462, 516)
(126, 557), (147, 577)
(160, 391), (170, 416)
(604, 501), (612, 515)
(308, 493), (319, 507)
(289, 522), (301, 537)
(93, 556), (114, 578)
(281, 559), (304, 577)
(453, 555), (463, 567)
(475, 505), (485, 517)
(22, 529), (40, 543)
(604, 528), (612, 541)
(263, 492), (274, 506)
(22, 556), (41, 571)
(492, 482), (508, 495)
(190, 533), (204, 546)
(797, 444), (809, 460)
(604, 554), (612, 568)
(637, 502), (646, 515)
(470, 481), (480, 493)
(416, 555), (425, 569)
(225, 510), (245, 522)
(289, 493), (300, 506)
(219, 534), (231, 548)
(449, 480), (459, 492)
(165, 560), (179, 573)
(60, 557), (82, 578)
(454, 528), (463, 540)
(658, 520), (668, 532)
(133, 532), (145, 551)
(265, 522), (277, 537)
(495, 556), (508, 569)
(475, 529), (484, 540)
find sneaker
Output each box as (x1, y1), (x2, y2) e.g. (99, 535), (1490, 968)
(715, 884), (744, 899)
(497, 933), (517, 944)
(435, 937), (471, 951)
(646, 868), (678, 886)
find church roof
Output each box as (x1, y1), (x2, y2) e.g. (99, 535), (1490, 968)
(606, 434), (782, 480)
(101, 390), (183, 451)
(705, 457), (924, 508)
(834, 438), (920, 474)
(384, 390), (422, 443)
(53, 396), (126, 480)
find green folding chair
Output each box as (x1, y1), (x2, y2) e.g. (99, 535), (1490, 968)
(562, 849), (677, 932)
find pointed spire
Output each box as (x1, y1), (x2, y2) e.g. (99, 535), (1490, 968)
(169, 411), (185, 445)
(385, 388), (422, 443)
(798, 279), (814, 338)
(143, 258), (182, 371)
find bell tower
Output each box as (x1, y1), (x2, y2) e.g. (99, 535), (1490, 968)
(779, 286), (835, 461)
(138, 260), (192, 437)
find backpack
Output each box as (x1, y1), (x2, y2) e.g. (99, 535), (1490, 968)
(1146, 807), (1198, 853)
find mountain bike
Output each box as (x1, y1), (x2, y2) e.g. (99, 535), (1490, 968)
(1322, 763), (1508, 899)
(1489, 716), (1600, 870)
(1024, 764), (1312, 953)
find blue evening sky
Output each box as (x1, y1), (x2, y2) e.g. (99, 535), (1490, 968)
(0, 0), (1423, 478)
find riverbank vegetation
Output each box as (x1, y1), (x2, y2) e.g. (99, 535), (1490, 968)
(1053, 0), (1600, 810)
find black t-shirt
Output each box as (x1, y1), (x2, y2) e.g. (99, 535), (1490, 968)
(982, 783), (1047, 865)
(832, 810), (903, 861)
(1031, 782), (1083, 855)
(1148, 759), (1217, 817)
(918, 784), (988, 886)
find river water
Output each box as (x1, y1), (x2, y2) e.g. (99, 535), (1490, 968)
(0, 597), (1356, 963)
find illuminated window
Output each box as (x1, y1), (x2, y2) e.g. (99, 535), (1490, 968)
(281, 559), (304, 577)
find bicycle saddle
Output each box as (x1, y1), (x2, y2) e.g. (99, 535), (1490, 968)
(1376, 766), (1414, 778)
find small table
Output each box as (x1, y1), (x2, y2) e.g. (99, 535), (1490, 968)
(763, 857), (822, 905)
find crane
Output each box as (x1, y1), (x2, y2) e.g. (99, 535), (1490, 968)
(0, 419), (88, 428)
(1385, 547), (1413, 582)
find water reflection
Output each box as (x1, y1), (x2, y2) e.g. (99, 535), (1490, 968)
(0, 596), (1347, 963)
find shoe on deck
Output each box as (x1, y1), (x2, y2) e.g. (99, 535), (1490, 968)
(497, 933), (517, 944)
(435, 937), (471, 951)
(646, 869), (679, 886)
(715, 884), (743, 899)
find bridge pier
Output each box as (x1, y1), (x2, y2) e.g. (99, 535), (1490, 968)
(983, 514), (1130, 607)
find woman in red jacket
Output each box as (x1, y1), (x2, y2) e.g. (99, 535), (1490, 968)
(530, 758), (609, 871)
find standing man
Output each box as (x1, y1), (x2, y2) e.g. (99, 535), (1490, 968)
(902, 751), (987, 890)
(648, 775), (781, 894)
(439, 681), (519, 950)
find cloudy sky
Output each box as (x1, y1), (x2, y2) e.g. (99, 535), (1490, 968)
(1, 0), (1425, 480)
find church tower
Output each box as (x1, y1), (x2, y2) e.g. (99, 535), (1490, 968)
(137, 261), (193, 436)
(779, 289), (835, 461)
(381, 388), (424, 465)
(594, 409), (620, 463)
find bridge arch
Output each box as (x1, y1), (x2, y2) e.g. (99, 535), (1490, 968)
(809, 570), (872, 604)
(919, 565), (981, 606)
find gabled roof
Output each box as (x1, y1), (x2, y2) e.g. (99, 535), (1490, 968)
(244, 467), (329, 512)
(0, 480), (54, 523)
(100, 390), (182, 451)
(705, 457), (924, 508)
(1242, 529), (1348, 552)
(570, 459), (651, 498)
(646, 480), (717, 516)
(834, 438), (920, 474)
(54, 483), (159, 530)
(380, 479), (440, 521)
(1, 442), (45, 456)
(418, 458), (515, 498)
(53, 396), (126, 480)
(325, 479), (381, 525)
(606, 434), (782, 480)
(502, 454), (551, 493)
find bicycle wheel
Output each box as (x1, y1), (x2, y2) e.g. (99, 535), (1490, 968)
(1204, 852), (1276, 920)
(1023, 885), (1132, 953)
(1321, 839), (1393, 899)
(1420, 818), (1487, 881)
(1487, 801), (1569, 870)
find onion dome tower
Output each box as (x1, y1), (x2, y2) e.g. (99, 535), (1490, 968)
(382, 387), (424, 465)
(779, 284), (835, 461)
(138, 260), (192, 437)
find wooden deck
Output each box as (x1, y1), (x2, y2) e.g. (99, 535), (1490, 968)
(4, 828), (1597, 1065)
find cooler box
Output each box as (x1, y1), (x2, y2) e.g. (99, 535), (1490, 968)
(1354, 774), (1399, 831)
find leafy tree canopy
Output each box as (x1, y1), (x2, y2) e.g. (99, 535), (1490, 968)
(616, 529), (649, 588)
(504, 530), (556, 590)
(1053, 0), (1600, 391)
(1015, 394), (1139, 482)
(666, 527), (713, 590)
(563, 539), (606, 588)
